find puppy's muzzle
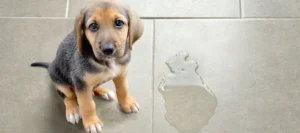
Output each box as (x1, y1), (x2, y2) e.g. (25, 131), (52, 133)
(101, 44), (115, 56)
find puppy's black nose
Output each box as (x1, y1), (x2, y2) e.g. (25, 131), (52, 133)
(101, 44), (115, 55)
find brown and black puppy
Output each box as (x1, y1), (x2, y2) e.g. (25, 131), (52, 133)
(30, 0), (143, 132)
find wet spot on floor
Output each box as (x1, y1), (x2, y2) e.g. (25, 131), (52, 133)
(158, 52), (218, 133)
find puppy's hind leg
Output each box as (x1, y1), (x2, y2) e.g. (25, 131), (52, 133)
(55, 84), (81, 124)
(93, 86), (116, 101)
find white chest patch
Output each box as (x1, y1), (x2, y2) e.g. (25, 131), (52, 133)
(103, 60), (123, 80)
(84, 59), (125, 87)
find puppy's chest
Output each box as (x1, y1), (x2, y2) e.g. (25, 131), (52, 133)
(83, 61), (124, 86)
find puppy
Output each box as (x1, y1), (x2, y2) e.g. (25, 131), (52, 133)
(30, 0), (143, 132)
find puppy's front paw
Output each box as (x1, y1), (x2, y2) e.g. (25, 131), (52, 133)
(83, 117), (103, 133)
(119, 97), (140, 113)
(66, 106), (81, 124)
(64, 97), (81, 124)
(87, 124), (103, 133)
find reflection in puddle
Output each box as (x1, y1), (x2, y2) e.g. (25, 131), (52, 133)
(158, 52), (218, 133)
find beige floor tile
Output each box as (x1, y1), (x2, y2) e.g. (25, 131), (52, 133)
(0, 0), (67, 17)
(68, 0), (240, 17)
(0, 18), (153, 133)
(243, 0), (300, 17)
(153, 19), (300, 133)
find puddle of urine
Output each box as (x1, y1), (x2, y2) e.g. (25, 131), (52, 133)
(158, 52), (218, 133)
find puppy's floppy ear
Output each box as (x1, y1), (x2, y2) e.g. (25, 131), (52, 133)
(125, 6), (144, 50)
(74, 8), (86, 53)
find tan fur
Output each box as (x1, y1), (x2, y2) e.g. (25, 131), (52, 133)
(83, 60), (126, 87)
(79, 62), (126, 131)
(124, 6), (144, 50)
(93, 87), (111, 97)
(55, 84), (75, 98)
(76, 89), (103, 131)
(74, 9), (85, 52)
(74, 0), (143, 53)
(85, 7), (129, 58)
(83, 73), (107, 88)
(56, 84), (79, 123)
(113, 70), (137, 111)
(64, 96), (79, 117)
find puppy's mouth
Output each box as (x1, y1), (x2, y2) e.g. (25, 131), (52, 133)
(92, 54), (110, 66)
(94, 53), (114, 61)
(92, 47), (127, 64)
(96, 49), (125, 59)
(94, 58), (109, 66)
(93, 51), (118, 63)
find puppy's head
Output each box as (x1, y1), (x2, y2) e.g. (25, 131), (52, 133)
(74, 0), (143, 60)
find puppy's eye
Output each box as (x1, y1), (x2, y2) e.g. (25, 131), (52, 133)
(115, 20), (124, 28)
(89, 23), (99, 32)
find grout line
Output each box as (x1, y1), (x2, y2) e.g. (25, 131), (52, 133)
(242, 17), (300, 19)
(240, 0), (244, 18)
(0, 17), (71, 19)
(0, 16), (300, 20)
(140, 17), (300, 19)
(239, 0), (242, 18)
(141, 17), (240, 19)
(151, 19), (155, 133)
(65, 0), (70, 18)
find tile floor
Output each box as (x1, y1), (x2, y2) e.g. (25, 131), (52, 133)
(0, 0), (299, 133)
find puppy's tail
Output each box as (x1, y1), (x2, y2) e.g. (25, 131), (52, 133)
(30, 62), (50, 69)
